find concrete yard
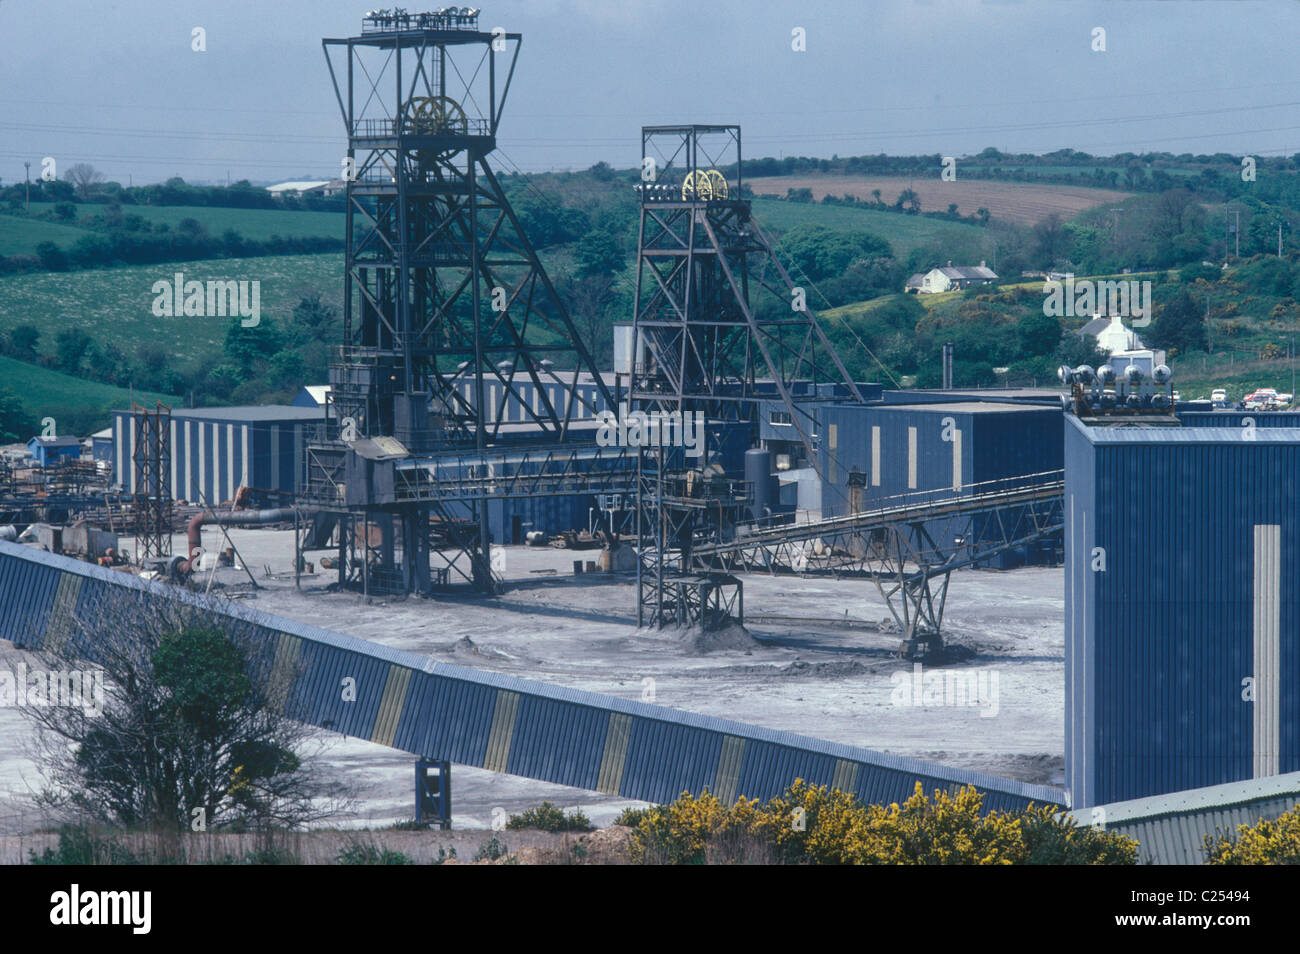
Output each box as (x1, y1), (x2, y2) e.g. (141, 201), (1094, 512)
(0, 527), (1065, 833)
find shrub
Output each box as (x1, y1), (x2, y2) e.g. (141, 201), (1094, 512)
(336, 843), (415, 866)
(506, 801), (592, 832)
(613, 806), (652, 828)
(1205, 803), (1300, 864)
(28, 826), (142, 865)
(625, 781), (1138, 865)
(473, 836), (509, 862)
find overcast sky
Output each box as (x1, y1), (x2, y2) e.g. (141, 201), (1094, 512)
(2, 0), (1298, 185)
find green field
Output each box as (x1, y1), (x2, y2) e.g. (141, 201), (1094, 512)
(0, 213), (96, 256)
(0, 253), (345, 368)
(21, 202), (346, 243)
(0, 354), (177, 436)
(750, 198), (992, 260)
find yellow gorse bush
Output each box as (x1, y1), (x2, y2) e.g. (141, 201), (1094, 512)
(1205, 803), (1300, 865)
(628, 780), (1138, 865)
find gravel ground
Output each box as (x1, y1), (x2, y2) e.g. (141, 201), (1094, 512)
(0, 528), (1065, 835)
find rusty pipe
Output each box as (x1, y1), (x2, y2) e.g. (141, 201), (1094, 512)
(176, 507), (300, 575)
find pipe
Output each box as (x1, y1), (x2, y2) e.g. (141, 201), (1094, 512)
(0, 526), (16, 542)
(177, 507), (301, 575)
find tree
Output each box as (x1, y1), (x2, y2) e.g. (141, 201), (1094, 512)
(0, 385), (37, 443)
(34, 241), (68, 271)
(1017, 312), (1062, 357)
(776, 225), (893, 283)
(291, 293), (338, 332)
(54, 328), (93, 374)
(1149, 288), (1207, 354)
(1031, 213), (1066, 268)
(21, 591), (348, 832)
(574, 230), (625, 279)
(6, 324), (41, 361)
(65, 162), (105, 200)
(895, 188), (921, 214)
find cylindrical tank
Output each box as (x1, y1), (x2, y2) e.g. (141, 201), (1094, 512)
(745, 447), (773, 522)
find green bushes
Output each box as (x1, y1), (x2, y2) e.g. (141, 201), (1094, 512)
(505, 801), (591, 832)
(335, 844), (415, 866)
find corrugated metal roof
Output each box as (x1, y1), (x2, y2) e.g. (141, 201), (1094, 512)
(1068, 771), (1300, 865)
(0, 540), (1064, 811)
(878, 402), (1058, 415)
(1071, 415), (1300, 443)
(113, 405), (324, 423)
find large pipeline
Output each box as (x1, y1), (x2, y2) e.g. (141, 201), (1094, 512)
(176, 507), (299, 575)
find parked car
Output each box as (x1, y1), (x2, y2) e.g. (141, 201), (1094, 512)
(1244, 388), (1282, 410)
(1211, 388), (1227, 403)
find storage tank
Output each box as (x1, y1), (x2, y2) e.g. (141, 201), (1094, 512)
(745, 447), (774, 522)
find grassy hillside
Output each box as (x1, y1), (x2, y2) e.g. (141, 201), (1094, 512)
(21, 202), (346, 243)
(0, 354), (177, 436)
(750, 198), (993, 262)
(0, 253), (345, 366)
(0, 213), (96, 256)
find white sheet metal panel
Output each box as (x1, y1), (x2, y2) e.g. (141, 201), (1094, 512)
(907, 426), (917, 489)
(871, 425), (880, 487)
(270, 424), (280, 496)
(952, 428), (963, 491)
(225, 423), (235, 504)
(1254, 523), (1281, 778)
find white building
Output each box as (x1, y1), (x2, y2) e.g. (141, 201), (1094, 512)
(906, 261), (998, 294)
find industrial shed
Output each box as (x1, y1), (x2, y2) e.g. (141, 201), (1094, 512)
(111, 405), (324, 505)
(1064, 416), (1300, 807)
(817, 402), (1064, 518)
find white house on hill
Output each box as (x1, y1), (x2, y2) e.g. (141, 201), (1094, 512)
(905, 261), (998, 293)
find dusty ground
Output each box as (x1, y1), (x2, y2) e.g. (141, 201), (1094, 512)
(0, 528), (1065, 838)
(748, 175), (1131, 226)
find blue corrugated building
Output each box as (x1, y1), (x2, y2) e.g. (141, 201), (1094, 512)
(27, 436), (81, 467)
(817, 401), (1063, 512)
(1064, 416), (1300, 807)
(111, 405), (324, 504)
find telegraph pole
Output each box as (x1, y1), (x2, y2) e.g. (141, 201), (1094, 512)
(23, 161), (30, 212)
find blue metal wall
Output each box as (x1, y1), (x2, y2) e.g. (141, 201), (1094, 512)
(1179, 411), (1300, 429)
(112, 410), (312, 503)
(486, 495), (592, 543)
(0, 540), (1063, 813)
(818, 404), (1062, 518)
(1064, 416), (1300, 807)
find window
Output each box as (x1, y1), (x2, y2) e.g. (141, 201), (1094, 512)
(769, 410), (792, 426)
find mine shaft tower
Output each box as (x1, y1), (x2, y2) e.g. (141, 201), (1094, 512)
(631, 125), (865, 628)
(310, 8), (615, 595)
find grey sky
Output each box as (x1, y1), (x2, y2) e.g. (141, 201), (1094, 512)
(2, 0), (1297, 185)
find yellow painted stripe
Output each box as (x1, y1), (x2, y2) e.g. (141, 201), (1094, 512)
(268, 633), (302, 712)
(596, 712), (633, 795)
(831, 759), (859, 794)
(714, 736), (746, 807)
(483, 690), (520, 773)
(44, 573), (83, 653)
(370, 664), (413, 747)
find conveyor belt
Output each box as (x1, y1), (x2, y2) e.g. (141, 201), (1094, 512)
(0, 540), (1064, 812)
